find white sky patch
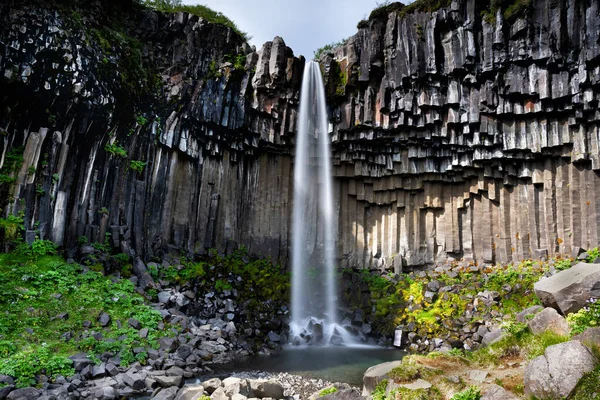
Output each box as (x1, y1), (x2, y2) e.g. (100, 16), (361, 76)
(182, 0), (415, 59)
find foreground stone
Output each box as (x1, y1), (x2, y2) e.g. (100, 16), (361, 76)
(361, 360), (403, 396)
(534, 263), (600, 314)
(524, 341), (597, 399)
(480, 384), (520, 400)
(573, 326), (600, 351)
(527, 307), (570, 336)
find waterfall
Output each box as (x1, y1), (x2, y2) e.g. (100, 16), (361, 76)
(290, 60), (349, 346)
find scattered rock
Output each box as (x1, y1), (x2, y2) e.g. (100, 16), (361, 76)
(515, 305), (543, 323)
(6, 388), (41, 400)
(527, 307), (570, 336)
(572, 326), (600, 351)
(98, 312), (111, 327)
(249, 380), (284, 399)
(155, 375), (183, 388)
(524, 341), (597, 399)
(153, 386), (179, 400)
(480, 384), (520, 400)
(362, 360), (403, 396)
(534, 262), (600, 314)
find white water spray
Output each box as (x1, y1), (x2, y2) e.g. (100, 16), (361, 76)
(290, 61), (352, 346)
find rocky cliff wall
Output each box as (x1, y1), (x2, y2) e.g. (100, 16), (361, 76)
(323, 0), (600, 269)
(0, 1), (302, 261)
(1, 0), (600, 270)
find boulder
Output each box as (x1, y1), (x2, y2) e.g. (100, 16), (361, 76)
(223, 377), (252, 397)
(155, 375), (183, 388)
(174, 384), (205, 400)
(6, 388), (41, 400)
(249, 380), (284, 399)
(94, 386), (117, 400)
(572, 326), (600, 351)
(202, 378), (222, 394)
(534, 262), (600, 314)
(524, 341), (597, 399)
(482, 327), (505, 346)
(361, 360), (403, 396)
(210, 387), (228, 400)
(480, 384), (520, 400)
(515, 305), (543, 323)
(527, 307), (570, 336)
(153, 387), (179, 400)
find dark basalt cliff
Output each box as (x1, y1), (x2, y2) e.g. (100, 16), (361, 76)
(1, 0), (600, 270)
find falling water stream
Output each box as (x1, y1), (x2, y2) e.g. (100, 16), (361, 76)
(289, 60), (351, 346)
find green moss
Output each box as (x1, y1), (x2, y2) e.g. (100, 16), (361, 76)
(390, 386), (443, 400)
(388, 358), (443, 383)
(319, 387), (338, 397)
(372, 379), (388, 400)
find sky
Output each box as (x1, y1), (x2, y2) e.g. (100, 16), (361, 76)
(181, 0), (391, 59)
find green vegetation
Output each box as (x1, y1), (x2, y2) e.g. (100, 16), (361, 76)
(451, 386), (480, 400)
(388, 357), (443, 382)
(481, 0), (532, 24)
(372, 379), (389, 400)
(130, 160), (147, 173)
(91, 26), (162, 102)
(586, 247), (600, 262)
(399, 0), (452, 16)
(314, 38), (348, 60)
(0, 147), (24, 185)
(356, 0), (452, 28)
(353, 259), (547, 336)
(571, 366), (600, 400)
(0, 214), (24, 242)
(104, 140), (128, 158)
(466, 330), (568, 366)
(0, 252), (168, 387)
(319, 387), (338, 397)
(140, 0), (249, 41)
(389, 386), (443, 400)
(567, 298), (599, 335)
(206, 59), (222, 79)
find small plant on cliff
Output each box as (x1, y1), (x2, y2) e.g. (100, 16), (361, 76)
(206, 60), (222, 79)
(105, 141), (128, 158)
(313, 38), (348, 60)
(130, 160), (147, 173)
(587, 247), (600, 263)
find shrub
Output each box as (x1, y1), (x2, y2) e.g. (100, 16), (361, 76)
(567, 298), (600, 335)
(105, 141), (128, 158)
(587, 247), (600, 263)
(451, 386), (481, 400)
(130, 160), (147, 173)
(15, 239), (57, 259)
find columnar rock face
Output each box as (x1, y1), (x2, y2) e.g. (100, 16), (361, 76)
(324, 0), (600, 269)
(0, 1), (301, 261)
(1, 0), (600, 269)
